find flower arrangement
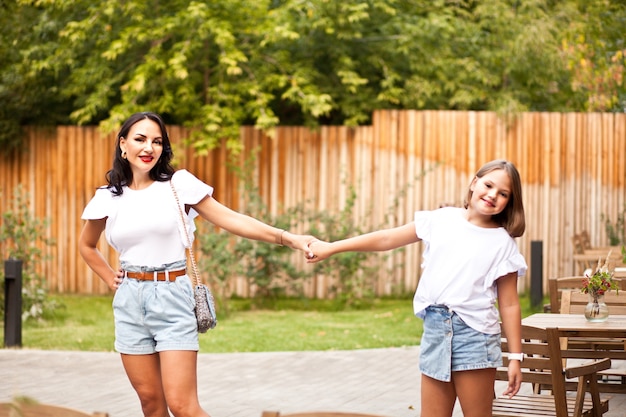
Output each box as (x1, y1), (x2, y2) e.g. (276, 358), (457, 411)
(581, 252), (619, 319)
(581, 253), (618, 298)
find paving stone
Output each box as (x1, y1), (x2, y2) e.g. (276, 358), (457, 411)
(1, 348), (623, 417)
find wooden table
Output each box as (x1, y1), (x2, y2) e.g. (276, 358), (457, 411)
(522, 313), (626, 339)
(522, 313), (626, 394)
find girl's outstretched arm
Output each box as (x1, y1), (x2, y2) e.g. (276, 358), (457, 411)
(497, 272), (523, 398)
(307, 222), (419, 263)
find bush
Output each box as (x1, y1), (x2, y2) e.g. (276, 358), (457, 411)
(197, 150), (435, 310)
(305, 179), (380, 307)
(601, 204), (626, 246)
(197, 151), (312, 313)
(0, 185), (58, 321)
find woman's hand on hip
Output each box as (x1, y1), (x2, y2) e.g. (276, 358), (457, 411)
(108, 268), (124, 291)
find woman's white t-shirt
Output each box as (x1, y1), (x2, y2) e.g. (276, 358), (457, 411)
(412, 207), (527, 334)
(81, 169), (213, 267)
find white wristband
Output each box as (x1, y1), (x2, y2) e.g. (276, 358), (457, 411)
(508, 353), (524, 362)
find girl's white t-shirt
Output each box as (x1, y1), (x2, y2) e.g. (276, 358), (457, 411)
(81, 169), (213, 267)
(412, 207), (527, 334)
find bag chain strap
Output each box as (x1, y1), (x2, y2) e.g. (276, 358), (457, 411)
(170, 181), (201, 287)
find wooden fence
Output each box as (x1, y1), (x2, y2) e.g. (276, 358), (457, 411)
(1, 110), (625, 297)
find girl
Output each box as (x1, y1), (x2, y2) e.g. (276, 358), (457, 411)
(79, 112), (316, 417)
(307, 159), (526, 417)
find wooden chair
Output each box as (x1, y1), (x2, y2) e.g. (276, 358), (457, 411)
(0, 402), (108, 417)
(560, 289), (626, 315)
(574, 253), (626, 275)
(547, 276), (587, 313)
(572, 231), (592, 254)
(559, 289), (626, 393)
(613, 267), (626, 279)
(261, 412), (390, 417)
(547, 276), (626, 313)
(571, 231), (621, 257)
(493, 324), (611, 417)
(571, 231), (626, 272)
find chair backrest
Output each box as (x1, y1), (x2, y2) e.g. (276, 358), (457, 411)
(498, 325), (570, 414)
(0, 403), (108, 417)
(548, 276), (586, 313)
(498, 324), (612, 417)
(572, 232), (591, 254)
(613, 267), (626, 279)
(570, 232), (625, 273)
(560, 289), (626, 315)
(549, 276), (626, 313)
(261, 412), (390, 417)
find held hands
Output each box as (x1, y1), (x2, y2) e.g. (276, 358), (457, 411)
(275, 229), (332, 262)
(281, 231), (317, 259)
(305, 240), (332, 263)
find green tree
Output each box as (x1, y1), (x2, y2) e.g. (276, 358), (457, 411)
(3, 0), (625, 154)
(0, 0), (75, 152)
(560, 0), (626, 111)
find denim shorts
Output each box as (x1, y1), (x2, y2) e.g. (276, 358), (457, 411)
(419, 305), (502, 382)
(112, 273), (199, 354)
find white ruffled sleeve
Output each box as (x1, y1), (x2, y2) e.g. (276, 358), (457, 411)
(81, 188), (115, 220)
(485, 251), (527, 289)
(171, 169), (213, 205)
(413, 210), (433, 242)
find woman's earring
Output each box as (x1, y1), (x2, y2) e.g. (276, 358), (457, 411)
(121, 150), (127, 159)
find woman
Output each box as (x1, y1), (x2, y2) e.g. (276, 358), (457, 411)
(79, 111), (316, 417)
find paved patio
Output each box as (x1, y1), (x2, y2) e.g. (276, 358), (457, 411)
(1, 347), (624, 417)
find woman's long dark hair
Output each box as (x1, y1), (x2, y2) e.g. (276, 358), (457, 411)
(105, 112), (175, 195)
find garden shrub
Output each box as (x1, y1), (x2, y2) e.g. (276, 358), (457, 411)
(197, 150), (436, 310)
(0, 185), (57, 321)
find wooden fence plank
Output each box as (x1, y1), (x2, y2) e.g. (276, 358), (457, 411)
(1, 111), (625, 297)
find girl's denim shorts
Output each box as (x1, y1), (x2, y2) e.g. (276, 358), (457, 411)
(112, 273), (199, 354)
(419, 305), (502, 382)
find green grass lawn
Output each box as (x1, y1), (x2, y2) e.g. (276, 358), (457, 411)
(2, 294), (546, 352)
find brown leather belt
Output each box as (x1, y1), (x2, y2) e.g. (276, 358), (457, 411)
(125, 269), (186, 281)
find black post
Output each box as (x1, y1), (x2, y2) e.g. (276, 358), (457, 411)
(4, 258), (23, 347)
(530, 241), (543, 309)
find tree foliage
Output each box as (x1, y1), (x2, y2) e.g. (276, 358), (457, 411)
(1, 0), (624, 153)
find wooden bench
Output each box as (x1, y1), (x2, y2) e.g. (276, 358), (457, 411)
(0, 401), (108, 417)
(493, 324), (611, 417)
(558, 289), (626, 393)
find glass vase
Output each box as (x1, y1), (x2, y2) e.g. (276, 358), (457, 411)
(584, 293), (609, 322)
